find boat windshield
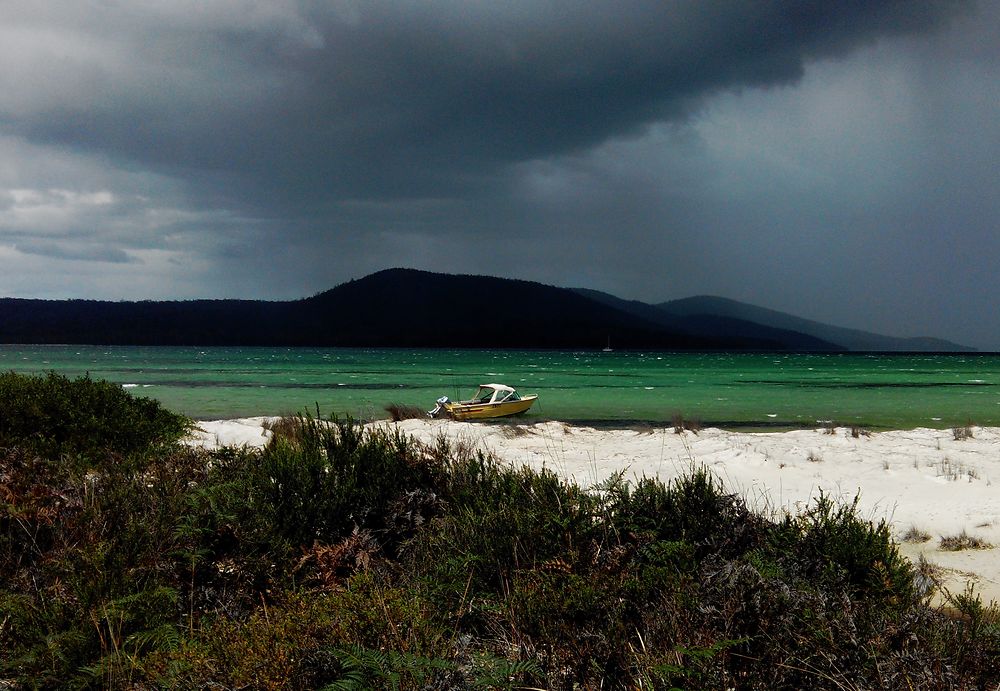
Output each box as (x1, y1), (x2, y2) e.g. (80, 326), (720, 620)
(472, 386), (519, 404)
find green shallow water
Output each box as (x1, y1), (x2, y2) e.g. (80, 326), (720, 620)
(2, 346), (999, 429)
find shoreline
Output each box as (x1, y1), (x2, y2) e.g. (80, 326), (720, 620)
(189, 413), (974, 434)
(186, 417), (1000, 606)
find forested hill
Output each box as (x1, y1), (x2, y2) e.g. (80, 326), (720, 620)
(0, 268), (970, 351)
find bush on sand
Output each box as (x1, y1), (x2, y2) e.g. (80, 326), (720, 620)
(1, 377), (998, 689)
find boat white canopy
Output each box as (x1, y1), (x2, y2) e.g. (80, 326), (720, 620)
(479, 383), (515, 393)
(469, 383), (521, 404)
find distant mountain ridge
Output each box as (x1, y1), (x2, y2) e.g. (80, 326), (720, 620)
(572, 289), (842, 352)
(0, 268), (973, 351)
(657, 295), (973, 352)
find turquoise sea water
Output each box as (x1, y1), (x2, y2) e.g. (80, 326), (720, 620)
(2, 345), (999, 429)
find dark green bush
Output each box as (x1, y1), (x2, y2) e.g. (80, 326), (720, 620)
(771, 492), (916, 604)
(409, 451), (596, 604)
(0, 371), (190, 463)
(233, 414), (437, 558)
(606, 467), (763, 560)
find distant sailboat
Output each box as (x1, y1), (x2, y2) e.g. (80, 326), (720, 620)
(602, 336), (613, 352)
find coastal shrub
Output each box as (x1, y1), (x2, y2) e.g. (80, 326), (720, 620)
(0, 444), (210, 684)
(944, 583), (1000, 649)
(607, 468), (762, 560)
(147, 576), (452, 689)
(3, 400), (1000, 689)
(0, 371), (190, 462)
(770, 493), (915, 604)
(508, 569), (624, 685)
(210, 414), (440, 572)
(412, 449), (596, 599)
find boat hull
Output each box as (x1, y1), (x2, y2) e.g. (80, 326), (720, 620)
(444, 395), (537, 421)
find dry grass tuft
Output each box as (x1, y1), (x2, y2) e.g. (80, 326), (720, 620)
(385, 403), (429, 422)
(671, 412), (701, 435)
(902, 526), (932, 543)
(262, 415), (304, 443)
(939, 530), (993, 551)
(935, 457), (980, 482)
(953, 423), (975, 441)
(499, 423), (533, 439)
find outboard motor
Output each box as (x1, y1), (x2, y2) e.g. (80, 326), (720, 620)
(428, 396), (450, 418)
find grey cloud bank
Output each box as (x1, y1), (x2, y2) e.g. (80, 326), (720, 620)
(0, 1), (998, 349)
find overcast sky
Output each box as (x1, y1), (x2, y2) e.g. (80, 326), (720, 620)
(1, 1), (998, 348)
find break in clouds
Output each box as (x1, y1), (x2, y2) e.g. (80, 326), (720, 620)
(1, 1), (999, 348)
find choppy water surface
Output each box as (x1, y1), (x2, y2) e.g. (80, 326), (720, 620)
(2, 346), (998, 429)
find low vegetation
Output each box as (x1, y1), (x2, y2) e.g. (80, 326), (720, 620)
(902, 525), (933, 543)
(2, 372), (999, 689)
(849, 425), (871, 438)
(0, 371), (190, 462)
(671, 411), (701, 434)
(953, 423), (975, 441)
(939, 530), (994, 552)
(384, 402), (429, 422)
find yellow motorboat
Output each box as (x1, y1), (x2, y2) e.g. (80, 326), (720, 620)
(429, 383), (537, 421)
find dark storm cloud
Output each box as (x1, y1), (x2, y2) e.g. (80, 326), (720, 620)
(1, 1), (971, 206)
(2, 1), (999, 349)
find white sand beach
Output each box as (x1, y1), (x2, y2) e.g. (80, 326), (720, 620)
(187, 418), (1000, 605)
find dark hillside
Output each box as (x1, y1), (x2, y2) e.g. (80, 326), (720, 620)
(0, 270), (752, 349)
(0, 270), (971, 350)
(0, 298), (289, 345)
(299, 268), (749, 349)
